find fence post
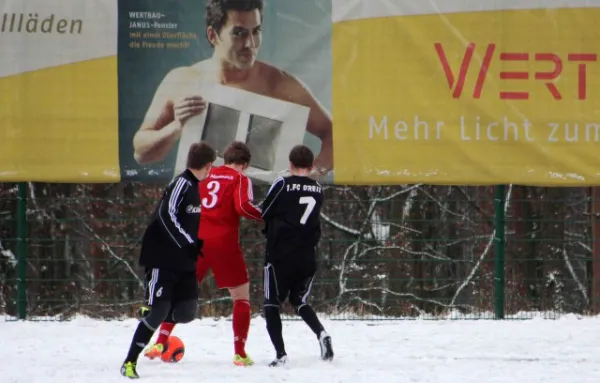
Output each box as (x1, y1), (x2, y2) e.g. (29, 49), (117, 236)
(494, 184), (506, 319)
(17, 182), (27, 320)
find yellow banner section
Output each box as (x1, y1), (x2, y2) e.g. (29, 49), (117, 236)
(333, 7), (600, 185)
(0, 57), (119, 182)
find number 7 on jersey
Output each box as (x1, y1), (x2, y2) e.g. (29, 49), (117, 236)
(299, 196), (316, 225)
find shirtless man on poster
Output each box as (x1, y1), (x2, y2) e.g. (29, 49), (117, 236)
(132, 0), (333, 176)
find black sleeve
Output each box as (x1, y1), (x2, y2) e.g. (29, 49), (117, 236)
(158, 177), (196, 248)
(260, 177), (285, 221)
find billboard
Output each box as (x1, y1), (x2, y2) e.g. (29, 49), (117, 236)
(2, 0), (600, 185)
(0, 0), (331, 184)
(332, 0), (600, 185)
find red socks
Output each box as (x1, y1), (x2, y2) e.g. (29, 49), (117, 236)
(156, 322), (175, 346)
(155, 302), (251, 357)
(232, 299), (251, 357)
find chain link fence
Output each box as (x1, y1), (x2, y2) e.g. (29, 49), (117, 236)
(0, 182), (597, 321)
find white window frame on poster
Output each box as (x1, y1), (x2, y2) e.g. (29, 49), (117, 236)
(173, 83), (310, 183)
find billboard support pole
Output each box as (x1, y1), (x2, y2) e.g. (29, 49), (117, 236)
(494, 184), (506, 319)
(17, 182), (28, 320)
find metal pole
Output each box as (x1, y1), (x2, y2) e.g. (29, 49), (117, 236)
(17, 182), (27, 320)
(494, 184), (506, 319)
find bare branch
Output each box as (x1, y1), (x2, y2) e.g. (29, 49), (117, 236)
(370, 184), (422, 202)
(342, 286), (475, 311)
(339, 296), (385, 314)
(449, 185), (513, 307)
(574, 241), (592, 253)
(69, 210), (143, 287)
(561, 248), (589, 305)
(418, 186), (472, 220)
(320, 212), (361, 236)
(27, 183), (52, 220)
(335, 241), (360, 308)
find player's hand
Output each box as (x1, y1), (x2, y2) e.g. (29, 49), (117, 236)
(173, 96), (206, 127)
(137, 306), (150, 318)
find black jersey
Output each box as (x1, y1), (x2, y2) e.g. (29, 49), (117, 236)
(260, 175), (323, 263)
(139, 169), (203, 272)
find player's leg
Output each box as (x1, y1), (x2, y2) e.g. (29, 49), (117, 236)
(136, 268), (152, 318)
(144, 304), (175, 360)
(163, 270), (198, 336)
(229, 282), (252, 364)
(289, 269), (334, 362)
(168, 270), (199, 323)
(147, 259), (209, 357)
(121, 268), (175, 378)
(211, 248), (253, 365)
(148, 256), (209, 357)
(263, 262), (290, 367)
(146, 321), (175, 358)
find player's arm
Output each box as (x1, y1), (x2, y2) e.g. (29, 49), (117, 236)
(158, 177), (196, 248)
(282, 74), (333, 175)
(234, 174), (263, 221)
(260, 177), (285, 221)
(133, 68), (205, 165)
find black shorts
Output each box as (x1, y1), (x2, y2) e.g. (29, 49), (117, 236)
(144, 268), (198, 306)
(263, 260), (316, 308)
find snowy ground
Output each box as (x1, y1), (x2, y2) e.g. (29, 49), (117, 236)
(3, 315), (600, 383)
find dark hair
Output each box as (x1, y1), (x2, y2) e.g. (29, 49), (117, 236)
(186, 141), (216, 169)
(288, 145), (314, 169)
(223, 141), (252, 165)
(205, 0), (264, 45)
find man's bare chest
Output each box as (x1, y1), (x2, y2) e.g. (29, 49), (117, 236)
(223, 80), (274, 99)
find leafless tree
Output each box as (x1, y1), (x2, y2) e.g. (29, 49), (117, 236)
(0, 182), (594, 319)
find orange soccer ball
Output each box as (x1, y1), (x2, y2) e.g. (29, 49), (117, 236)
(160, 335), (185, 363)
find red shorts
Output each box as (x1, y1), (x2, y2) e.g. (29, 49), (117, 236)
(196, 241), (249, 289)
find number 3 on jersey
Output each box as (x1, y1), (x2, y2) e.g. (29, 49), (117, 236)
(299, 196), (316, 225)
(202, 181), (220, 209)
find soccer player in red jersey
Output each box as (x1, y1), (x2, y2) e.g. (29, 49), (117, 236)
(143, 141), (262, 366)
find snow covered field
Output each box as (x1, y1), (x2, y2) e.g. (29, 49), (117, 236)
(3, 315), (599, 382)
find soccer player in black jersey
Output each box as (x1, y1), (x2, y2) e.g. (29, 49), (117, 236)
(120, 142), (216, 379)
(260, 145), (334, 367)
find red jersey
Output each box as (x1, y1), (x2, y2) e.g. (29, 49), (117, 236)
(198, 166), (262, 243)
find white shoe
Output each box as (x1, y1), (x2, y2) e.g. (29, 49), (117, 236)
(319, 331), (334, 361)
(268, 355), (288, 367)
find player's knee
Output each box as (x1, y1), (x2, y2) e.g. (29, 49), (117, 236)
(264, 304), (279, 313)
(263, 296), (279, 308)
(233, 299), (251, 314)
(176, 312), (195, 324)
(172, 299), (198, 324)
(289, 295), (303, 309)
(293, 303), (310, 315)
(229, 283), (250, 301)
(143, 301), (171, 330)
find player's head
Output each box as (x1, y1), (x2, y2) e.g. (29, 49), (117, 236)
(223, 141), (252, 171)
(288, 145), (314, 175)
(187, 141), (217, 180)
(205, 0), (263, 70)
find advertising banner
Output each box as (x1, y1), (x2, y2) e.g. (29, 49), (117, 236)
(118, 0), (332, 184)
(0, 0), (119, 182)
(2, 0), (600, 186)
(0, 0), (332, 184)
(333, 0), (600, 185)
